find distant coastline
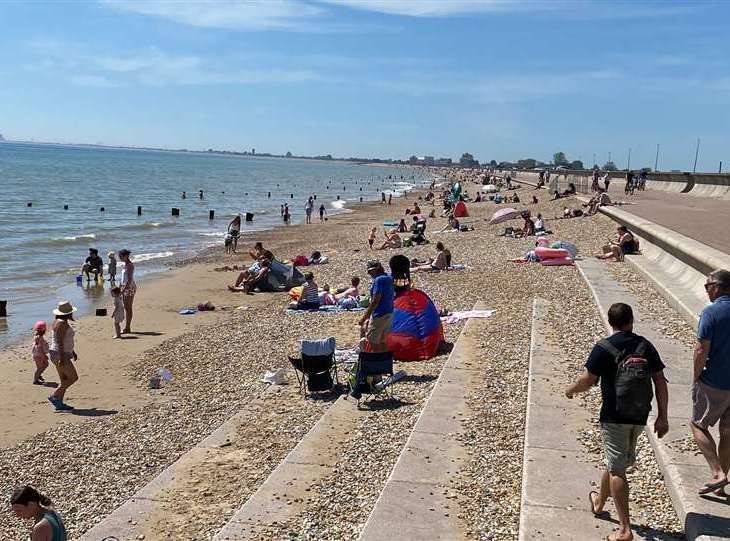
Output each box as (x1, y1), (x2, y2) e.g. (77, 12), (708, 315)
(1, 138), (406, 166)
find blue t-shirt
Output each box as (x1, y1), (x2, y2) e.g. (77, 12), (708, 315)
(698, 295), (730, 390)
(370, 274), (394, 318)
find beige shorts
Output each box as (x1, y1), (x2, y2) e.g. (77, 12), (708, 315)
(692, 381), (730, 429)
(601, 422), (643, 474)
(366, 314), (393, 346)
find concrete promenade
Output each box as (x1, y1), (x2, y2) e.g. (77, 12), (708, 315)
(613, 191), (730, 255)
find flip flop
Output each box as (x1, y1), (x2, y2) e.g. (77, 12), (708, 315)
(588, 491), (601, 516)
(699, 479), (729, 495)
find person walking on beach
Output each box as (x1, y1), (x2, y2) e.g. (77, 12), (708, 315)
(358, 260), (394, 353)
(227, 214), (241, 253)
(388, 193), (392, 205)
(48, 301), (79, 411)
(691, 269), (730, 497)
(319, 203), (326, 222)
(31, 320), (49, 385)
(118, 249), (136, 334)
(381, 192), (386, 204)
(565, 303), (668, 541)
(10, 485), (67, 541)
(305, 197), (314, 224)
(107, 251), (117, 283)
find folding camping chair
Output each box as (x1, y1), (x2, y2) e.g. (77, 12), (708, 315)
(347, 351), (396, 408)
(288, 337), (338, 398)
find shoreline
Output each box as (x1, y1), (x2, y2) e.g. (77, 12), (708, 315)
(0, 168), (433, 351)
(0, 180), (434, 447)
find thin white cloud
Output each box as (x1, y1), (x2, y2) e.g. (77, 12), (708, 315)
(322, 0), (513, 17)
(103, 0), (324, 30)
(68, 74), (119, 88)
(323, 0), (695, 19)
(25, 40), (326, 87)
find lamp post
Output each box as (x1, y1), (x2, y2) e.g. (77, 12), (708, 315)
(654, 144), (660, 172)
(693, 138), (700, 173)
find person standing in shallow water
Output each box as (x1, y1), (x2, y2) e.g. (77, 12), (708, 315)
(11, 485), (67, 541)
(118, 249), (136, 334)
(319, 203), (326, 222)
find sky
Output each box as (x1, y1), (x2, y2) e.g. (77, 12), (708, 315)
(1, 0), (728, 171)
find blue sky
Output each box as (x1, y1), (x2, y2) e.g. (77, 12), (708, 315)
(0, 0), (728, 171)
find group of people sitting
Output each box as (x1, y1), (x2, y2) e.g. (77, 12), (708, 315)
(227, 242), (274, 293)
(288, 273), (361, 310)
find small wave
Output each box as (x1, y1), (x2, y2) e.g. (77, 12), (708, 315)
(330, 200), (347, 209)
(199, 231), (226, 238)
(126, 221), (173, 230)
(34, 233), (98, 247)
(131, 251), (174, 263)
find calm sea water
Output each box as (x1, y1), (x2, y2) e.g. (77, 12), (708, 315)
(0, 142), (428, 348)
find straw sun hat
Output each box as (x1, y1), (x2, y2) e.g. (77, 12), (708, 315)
(53, 300), (77, 316)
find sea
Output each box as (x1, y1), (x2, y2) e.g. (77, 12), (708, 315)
(0, 142), (430, 349)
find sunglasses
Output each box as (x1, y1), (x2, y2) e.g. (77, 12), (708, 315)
(704, 282), (718, 291)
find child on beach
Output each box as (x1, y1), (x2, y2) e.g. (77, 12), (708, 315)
(111, 287), (124, 338)
(368, 227), (377, 249)
(107, 251), (117, 283)
(31, 321), (49, 385)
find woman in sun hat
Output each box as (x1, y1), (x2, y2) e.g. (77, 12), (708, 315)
(47, 300), (79, 411)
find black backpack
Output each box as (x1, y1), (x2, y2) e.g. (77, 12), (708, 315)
(598, 338), (653, 422)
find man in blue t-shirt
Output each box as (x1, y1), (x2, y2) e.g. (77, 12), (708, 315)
(358, 260), (393, 353)
(565, 303), (668, 541)
(691, 269), (730, 497)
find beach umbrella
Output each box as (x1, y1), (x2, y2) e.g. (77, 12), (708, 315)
(489, 208), (521, 224)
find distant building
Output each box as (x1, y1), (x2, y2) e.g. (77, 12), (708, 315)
(0, 133), (5, 142)
(423, 156), (435, 165)
(251, 148), (255, 155)
(435, 158), (452, 166)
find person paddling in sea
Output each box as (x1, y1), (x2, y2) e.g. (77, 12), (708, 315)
(81, 248), (103, 282)
(227, 214), (241, 253)
(118, 248), (136, 334)
(48, 301), (79, 411)
(11, 485), (67, 541)
(319, 203), (327, 222)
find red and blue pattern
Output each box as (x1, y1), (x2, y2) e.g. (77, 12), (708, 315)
(386, 288), (444, 361)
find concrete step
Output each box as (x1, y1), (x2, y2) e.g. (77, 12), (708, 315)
(78, 400), (275, 541)
(519, 298), (616, 540)
(577, 258), (730, 540)
(213, 395), (366, 540)
(357, 302), (490, 541)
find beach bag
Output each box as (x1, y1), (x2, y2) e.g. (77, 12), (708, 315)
(293, 255), (309, 266)
(598, 338), (653, 423)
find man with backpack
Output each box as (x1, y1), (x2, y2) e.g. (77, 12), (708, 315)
(565, 303), (669, 541)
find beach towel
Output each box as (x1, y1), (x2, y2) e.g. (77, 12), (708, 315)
(441, 309), (496, 324)
(286, 305), (365, 315)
